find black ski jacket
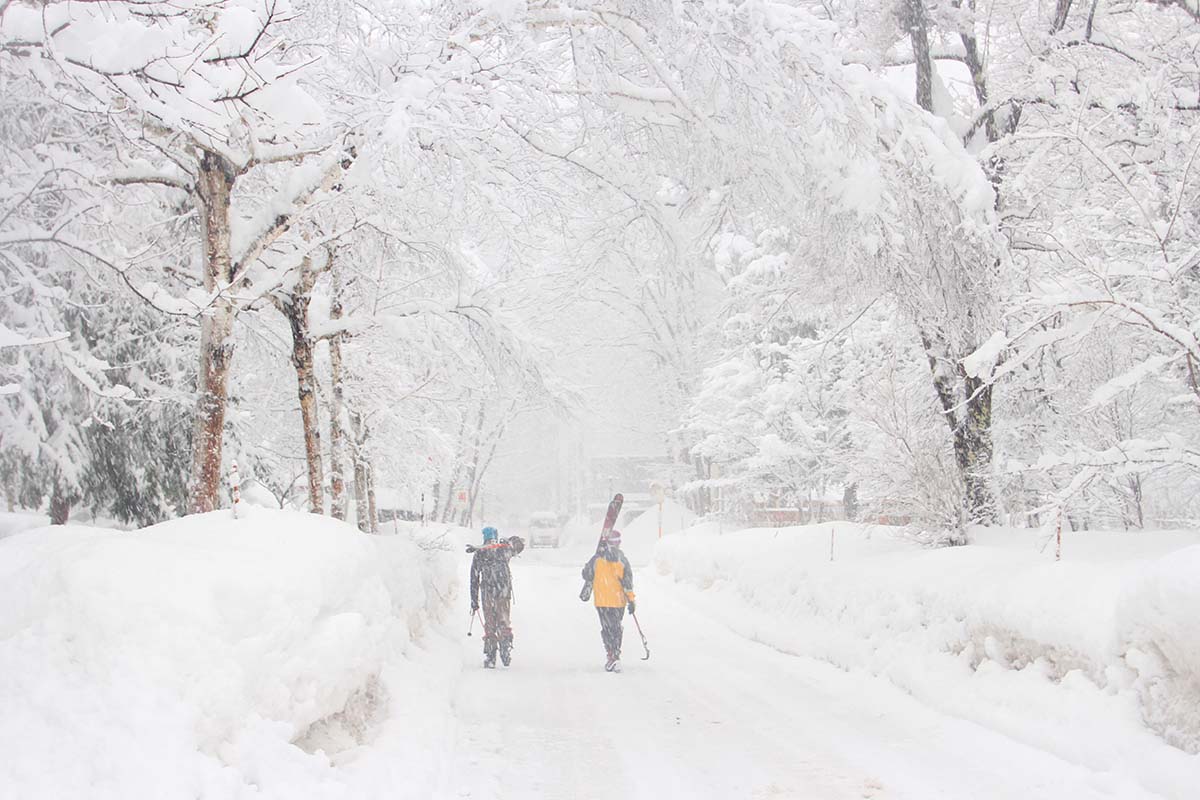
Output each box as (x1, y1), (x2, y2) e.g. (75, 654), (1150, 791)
(469, 540), (520, 605)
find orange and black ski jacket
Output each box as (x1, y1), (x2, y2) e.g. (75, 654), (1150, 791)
(582, 548), (635, 608)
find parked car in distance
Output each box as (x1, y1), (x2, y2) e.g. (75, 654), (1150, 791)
(528, 511), (561, 548)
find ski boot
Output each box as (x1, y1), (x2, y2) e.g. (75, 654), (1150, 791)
(609, 659), (622, 673)
(499, 643), (512, 667)
(604, 650), (616, 672)
(484, 651), (497, 669)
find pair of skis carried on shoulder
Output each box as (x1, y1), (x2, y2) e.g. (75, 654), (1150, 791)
(578, 492), (623, 602)
(579, 493), (650, 661)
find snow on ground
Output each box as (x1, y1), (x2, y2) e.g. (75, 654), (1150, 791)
(0, 508), (459, 800)
(448, 553), (1200, 800)
(0, 510), (48, 540)
(655, 522), (1200, 798)
(7, 508), (1199, 799)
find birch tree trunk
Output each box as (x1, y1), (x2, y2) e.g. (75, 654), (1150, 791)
(366, 462), (378, 534)
(189, 149), (238, 514)
(327, 256), (348, 520)
(281, 259), (325, 514)
(351, 410), (371, 533)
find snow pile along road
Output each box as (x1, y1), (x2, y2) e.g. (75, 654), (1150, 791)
(656, 523), (1200, 798)
(0, 510), (49, 540)
(0, 508), (458, 800)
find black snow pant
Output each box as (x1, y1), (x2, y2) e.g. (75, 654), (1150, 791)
(596, 606), (625, 658)
(482, 592), (513, 659)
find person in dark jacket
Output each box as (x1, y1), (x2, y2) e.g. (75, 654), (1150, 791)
(468, 526), (524, 668)
(580, 529), (636, 672)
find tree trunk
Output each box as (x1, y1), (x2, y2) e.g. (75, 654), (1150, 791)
(189, 149), (238, 514)
(353, 452), (370, 532)
(48, 483), (71, 525)
(1124, 474), (1145, 529)
(843, 483), (858, 521)
(908, 8), (998, 532)
(691, 453), (712, 515)
(439, 408), (471, 523)
(282, 259), (325, 514)
(1051, 0), (1074, 33)
(351, 411), (371, 533)
(904, 0), (934, 113)
(465, 400), (517, 524)
(460, 403), (487, 524)
(327, 256), (348, 520)
(953, 0), (1007, 192)
(960, 373), (995, 524)
(920, 330), (997, 527)
(950, 8), (1003, 525)
(366, 460), (378, 534)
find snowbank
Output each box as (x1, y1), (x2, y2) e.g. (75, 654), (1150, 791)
(392, 519), (477, 551)
(542, 500), (695, 567)
(0, 508), (459, 800)
(656, 523), (1200, 798)
(619, 499), (695, 565)
(0, 510), (48, 540)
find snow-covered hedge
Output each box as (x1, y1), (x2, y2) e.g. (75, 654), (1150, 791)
(656, 524), (1200, 797)
(0, 508), (458, 799)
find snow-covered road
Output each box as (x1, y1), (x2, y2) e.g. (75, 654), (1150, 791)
(441, 555), (1172, 800)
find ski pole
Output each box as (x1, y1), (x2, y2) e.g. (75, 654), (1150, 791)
(630, 612), (650, 660)
(467, 609), (479, 637)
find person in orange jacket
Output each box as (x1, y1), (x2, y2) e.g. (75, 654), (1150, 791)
(580, 529), (636, 672)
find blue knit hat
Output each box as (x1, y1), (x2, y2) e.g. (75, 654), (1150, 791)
(482, 526), (498, 543)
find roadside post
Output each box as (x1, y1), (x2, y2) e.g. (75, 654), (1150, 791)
(652, 481), (665, 539)
(229, 460), (241, 519)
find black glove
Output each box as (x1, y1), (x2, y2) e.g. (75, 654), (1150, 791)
(579, 582), (592, 602)
(465, 544), (477, 554)
(507, 536), (525, 554)
(627, 601), (636, 615)
(471, 601), (479, 612)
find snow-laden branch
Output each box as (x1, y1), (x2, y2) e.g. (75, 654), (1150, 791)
(1, 228), (198, 318)
(229, 143), (357, 286)
(107, 163), (193, 192)
(0, 322), (68, 349)
(1030, 438), (1200, 476)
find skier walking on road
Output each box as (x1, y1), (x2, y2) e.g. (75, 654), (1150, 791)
(581, 529), (636, 672)
(468, 526), (524, 668)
